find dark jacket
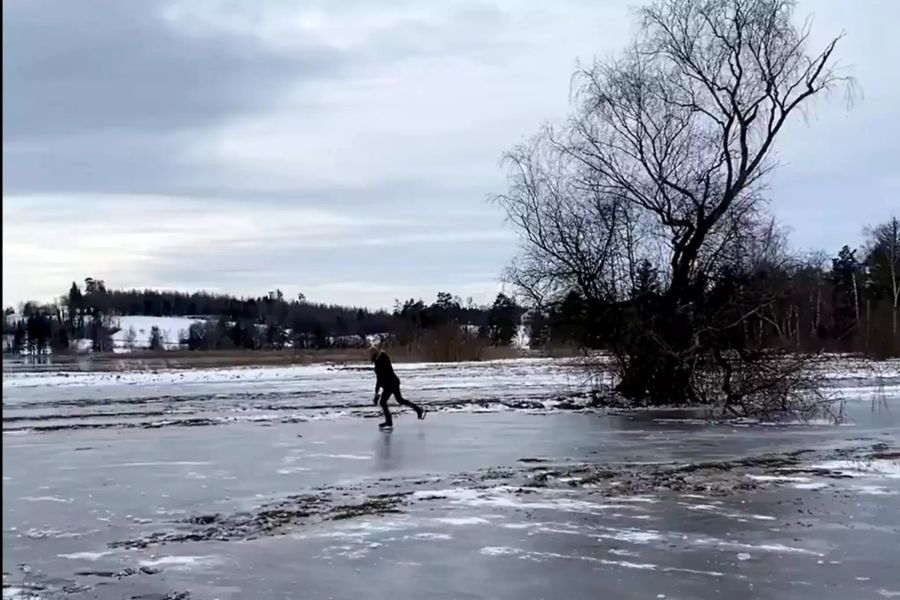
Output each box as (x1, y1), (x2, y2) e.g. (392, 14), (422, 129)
(374, 350), (400, 390)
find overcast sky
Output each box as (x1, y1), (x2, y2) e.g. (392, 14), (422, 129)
(3, 0), (897, 309)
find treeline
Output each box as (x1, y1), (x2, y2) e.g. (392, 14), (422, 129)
(5, 217), (896, 359)
(522, 218), (900, 359)
(2, 280), (526, 355)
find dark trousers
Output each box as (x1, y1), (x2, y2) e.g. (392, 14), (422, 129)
(379, 386), (421, 426)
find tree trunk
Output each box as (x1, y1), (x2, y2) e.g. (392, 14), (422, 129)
(814, 283), (822, 336)
(893, 285), (899, 339)
(865, 297), (871, 354)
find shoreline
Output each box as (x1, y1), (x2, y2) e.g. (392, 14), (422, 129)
(1, 346), (589, 374)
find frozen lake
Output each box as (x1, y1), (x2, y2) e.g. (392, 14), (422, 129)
(3, 357), (900, 599)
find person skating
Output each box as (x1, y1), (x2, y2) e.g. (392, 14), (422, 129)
(371, 347), (426, 429)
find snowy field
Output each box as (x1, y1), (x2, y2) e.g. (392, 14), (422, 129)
(3, 357), (900, 599)
(110, 316), (204, 352)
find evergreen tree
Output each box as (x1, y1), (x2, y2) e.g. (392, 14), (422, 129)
(149, 326), (164, 351)
(487, 293), (520, 345)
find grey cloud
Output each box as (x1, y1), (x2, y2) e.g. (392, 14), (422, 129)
(0, 0), (534, 196)
(0, 0), (536, 144)
(2, 0), (343, 140)
(2, 130), (192, 194)
(2, 0), (347, 196)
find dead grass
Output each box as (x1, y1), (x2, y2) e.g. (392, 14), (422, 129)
(20, 345), (527, 372)
(386, 343), (521, 363)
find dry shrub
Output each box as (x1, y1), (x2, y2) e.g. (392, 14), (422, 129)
(394, 324), (487, 362)
(696, 350), (843, 422)
(537, 344), (584, 359)
(597, 347), (843, 421)
(35, 340), (522, 372)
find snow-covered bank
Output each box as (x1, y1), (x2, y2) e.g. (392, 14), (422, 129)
(0, 357), (581, 390)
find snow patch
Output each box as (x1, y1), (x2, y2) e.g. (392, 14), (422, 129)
(746, 474), (811, 483)
(277, 467), (312, 475)
(480, 546), (520, 556)
(3, 586), (44, 600)
(500, 523), (536, 530)
(20, 496), (72, 504)
(608, 548), (640, 558)
(854, 485), (898, 496)
(595, 528), (663, 544)
(138, 555), (218, 570)
(408, 532), (453, 541)
(792, 482), (830, 490)
(307, 453), (372, 461)
(57, 550), (114, 561)
(478, 546), (724, 576)
(24, 528), (92, 539)
(810, 459), (900, 479)
(414, 486), (638, 513)
(716, 541), (824, 557)
(96, 461), (212, 469)
(434, 517), (491, 526)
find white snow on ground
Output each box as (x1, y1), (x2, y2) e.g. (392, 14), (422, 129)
(0, 357), (583, 390)
(407, 532), (454, 541)
(413, 486), (651, 514)
(746, 474), (811, 483)
(433, 517), (492, 526)
(792, 482), (830, 490)
(809, 460), (900, 479)
(594, 528), (664, 544)
(608, 548), (641, 558)
(306, 453), (372, 461)
(811, 355), (900, 379)
(480, 546), (520, 556)
(57, 550), (114, 561)
(111, 315), (205, 351)
(1, 364), (337, 388)
(138, 555), (219, 570)
(19, 496), (73, 503)
(3, 586), (42, 600)
(852, 485), (899, 496)
(477, 546), (725, 576)
(714, 541), (824, 557)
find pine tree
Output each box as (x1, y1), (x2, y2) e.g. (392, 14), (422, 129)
(487, 293), (520, 345)
(149, 326), (163, 351)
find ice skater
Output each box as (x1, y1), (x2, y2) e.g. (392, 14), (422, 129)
(371, 346), (426, 429)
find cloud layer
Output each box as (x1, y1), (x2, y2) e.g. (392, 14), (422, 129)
(3, 0), (897, 307)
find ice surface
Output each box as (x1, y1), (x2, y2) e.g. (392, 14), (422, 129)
(3, 357), (899, 599)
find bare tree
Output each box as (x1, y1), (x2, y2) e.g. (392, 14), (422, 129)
(865, 217), (900, 338)
(124, 326), (137, 352)
(496, 0), (852, 411)
(497, 137), (641, 309)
